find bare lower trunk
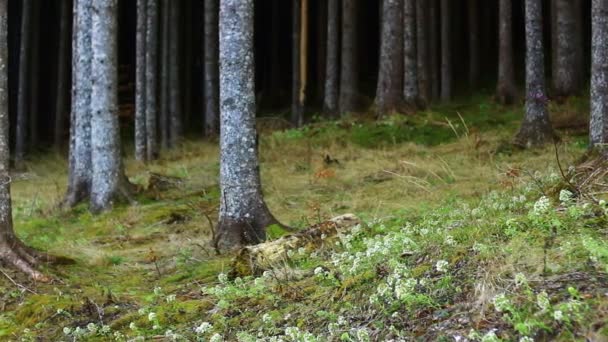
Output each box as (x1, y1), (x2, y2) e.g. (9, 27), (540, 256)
(204, 0), (219, 137)
(429, 0), (439, 101)
(168, 0), (182, 148)
(416, 0), (430, 106)
(552, 0), (583, 97)
(135, 0), (147, 161)
(28, 2), (40, 150)
(339, 0), (358, 114)
(403, 0), (418, 107)
(160, 0), (170, 149)
(497, 0), (518, 105)
(54, 0), (71, 151)
(590, 0), (608, 149)
(376, 0), (404, 116)
(468, 0), (479, 88)
(440, 0), (451, 101)
(291, 0), (302, 127)
(145, 0), (159, 160)
(323, 0), (339, 116)
(15, 0), (33, 168)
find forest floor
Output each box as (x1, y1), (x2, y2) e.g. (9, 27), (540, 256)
(1, 95), (607, 341)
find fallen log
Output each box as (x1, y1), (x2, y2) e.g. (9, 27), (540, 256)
(231, 214), (360, 277)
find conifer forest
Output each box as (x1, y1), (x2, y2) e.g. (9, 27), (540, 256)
(2, 0), (608, 340)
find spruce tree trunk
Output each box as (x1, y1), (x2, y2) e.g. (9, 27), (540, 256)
(468, 0), (479, 88)
(65, 0), (93, 207)
(339, 0), (357, 114)
(515, 0), (555, 148)
(204, 0), (219, 137)
(15, 0), (33, 168)
(160, 0), (170, 149)
(552, 0), (583, 97)
(440, 0), (451, 101)
(90, 0), (131, 213)
(429, 0), (439, 101)
(291, 0), (302, 127)
(135, 0), (147, 162)
(496, 0), (518, 105)
(168, 0), (182, 147)
(590, 0), (608, 148)
(145, 0), (159, 160)
(376, 0), (403, 116)
(28, 2), (40, 150)
(416, 0), (430, 105)
(54, 0), (71, 151)
(403, 0), (418, 107)
(216, 0), (284, 252)
(323, 0), (339, 116)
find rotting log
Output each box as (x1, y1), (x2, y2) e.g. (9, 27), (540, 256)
(231, 214), (360, 277)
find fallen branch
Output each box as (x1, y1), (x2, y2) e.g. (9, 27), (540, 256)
(0, 268), (37, 295)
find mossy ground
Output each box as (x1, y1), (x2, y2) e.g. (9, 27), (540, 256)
(1, 95), (606, 341)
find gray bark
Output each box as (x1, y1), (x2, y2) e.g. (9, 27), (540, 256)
(552, 0), (583, 97)
(54, 0), (71, 151)
(496, 0), (518, 105)
(204, 0), (219, 137)
(90, 0), (130, 213)
(145, 0), (159, 160)
(28, 2), (40, 149)
(590, 0), (608, 148)
(403, 0), (418, 107)
(416, 0), (430, 105)
(160, 0), (170, 149)
(15, 0), (33, 168)
(429, 0), (439, 100)
(323, 0), (339, 116)
(135, 0), (147, 161)
(515, 0), (555, 148)
(291, 0), (302, 127)
(440, 0), (451, 101)
(168, 0), (182, 147)
(339, 0), (357, 113)
(65, 0), (93, 207)
(216, 0), (283, 252)
(468, 0), (479, 88)
(376, 0), (403, 116)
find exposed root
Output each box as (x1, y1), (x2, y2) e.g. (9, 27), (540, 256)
(0, 247), (51, 283)
(570, 150), (608, 202)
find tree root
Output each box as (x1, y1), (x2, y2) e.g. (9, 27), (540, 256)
(0, 246), (51, 283)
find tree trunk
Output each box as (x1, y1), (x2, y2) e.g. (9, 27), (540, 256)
(514, 0), (555, 148)
(160, 0), (170, 149)
(291, 0), (302, 127)
(54, 0), (71, 151)
(168, 0), (182, 148)
(403, 0), (418, 108)
(90, 0), (131, 213)
(300, 0), (308, 121)
(65, 0), (93, 207)
(496, 0), (518, 105)
(590, 0), (608, 148)
(416, 0), (430, 106)
(145, 0), (159, 160)
(440, 0), (451, 101)
(323, 0), (339, 116)
(376, 0), (403, 116)
(339, 0), (357, 114)
(216, 0), (285, 252)
(204, 0), (219, 137)
(15, 0), (33, 168)
(429, 0), (439, 101)
(28, 1), (40, 150)
(468, 0), (479, 88)
(552, 0), (583, 97)
(135, 0), (147, 162)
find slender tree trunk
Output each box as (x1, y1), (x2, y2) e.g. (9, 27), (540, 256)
(181, 1), (193, 130)
(160, 0), (170, 149)
(416, 0), (430, 106)
(515, 0), (555, 148)
(440, 0), (451, 101)
(90, 0), (131, 213)
(468, 0), (479, 88)
(403, 0), (418, 108)
(291, 0), (302, 127)
(216, 0), (285, 252)
(135, 0), (147, 161)
(552, 0), (583, 97)
(204, 0), (219, 137)
(376, 0), (403, 116)
(28, 2), (40, 150)
(323, 0), (340, 116)
(496, 0), (518, 105)
(15, 0), (33, 168)
(429, 0), (439, 101)
(145, 0), (159, 160)
(65, 0), (93, 207)
(339, 0), (358, 113)
(54, 0), (71, 151)
(300, 0), (308, 121)
(315, 2), (327, 106)
(168, 0), (182, 147)
(268, 0), (282, 106)
(590, 0), (608, 148)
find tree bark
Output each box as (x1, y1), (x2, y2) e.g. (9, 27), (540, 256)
(403, 0), (418, 108)
(54, 0), (71, 151)
(376, 0), (403, 116)
(291, 0), (303, 127)
(429, 0), (439, 101)
(15, 0), (33, 168)
(160, 0), (170, 149)
(65, 0), (93, 207)
(468, 0), (479, 88)
(416, 0), (430, 106)
(216, 0), (285, 252)
(440, 0), (451, 101)
(339, 0), (358, 114)
(552, 0), (583, 97)
(204, 0), (219, 137)
(514, 0), (555, 148)
(145, 0), (159, 160)
(323, 0), (339, 117)
(590, 0), (608, 149)
(168, 0), (182, 148)
(90, 0), (131, 213)
(135, 0), (147, 162)
(27, 1), (40, 150)
(496, 0), (518, 105)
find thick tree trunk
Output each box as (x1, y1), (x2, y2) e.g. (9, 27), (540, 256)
(590, 0), (608, 148)
(168, 0), (182, 148)
(416, 0), (430, 106)
(429, 0), (439, 101)
(160, 0), (170, 149)
(440, 0), (451, 101)
(90, 0), (131, 213)
(54, 0), (71, 151)
(15, 0), (33, 168)
(145, 0), (159, 160)
(552, 0), (583, 97)
(204, 0), (219, 137)
(376, 0), (404, 116)
(135, 0), (147, 162)
(468, 0), (479, 88)
(216, 0), (284, 252)
(323, 0), (339, 117)
(65, 0), (93, 207)
(496, 0), (518, 105)
(339, 0), (357, 114)
(291, 0), (302, 127)
(403, 0), (418, 107)
(515, 0), (555, 148)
